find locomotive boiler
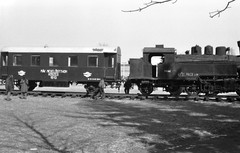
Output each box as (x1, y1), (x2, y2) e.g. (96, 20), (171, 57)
(129, 41), (240, 96)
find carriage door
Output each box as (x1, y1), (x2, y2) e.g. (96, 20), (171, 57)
(0, 52), (9, 79)
(104, 53), (115, 79)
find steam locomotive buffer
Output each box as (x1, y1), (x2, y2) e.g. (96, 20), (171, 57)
(129, 41), (240, 97)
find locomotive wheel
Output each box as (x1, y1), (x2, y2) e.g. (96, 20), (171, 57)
(139, 85), (153, 96)
(168, 86), (182, 97)
(205, 91), (219, 97)
(185, 86), (200, 96)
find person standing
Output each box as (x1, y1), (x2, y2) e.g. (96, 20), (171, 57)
(124, 79), (132, 94)
(98, 78), (105, 99)
(5, 75), (14, 101)
(20, 76), (28, 99)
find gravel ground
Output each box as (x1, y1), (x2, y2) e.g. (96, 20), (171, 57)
(0, 94), (148, 153)
(0, 91), (240, 153)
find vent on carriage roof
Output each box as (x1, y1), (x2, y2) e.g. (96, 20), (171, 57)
(155, 45), (164, 48)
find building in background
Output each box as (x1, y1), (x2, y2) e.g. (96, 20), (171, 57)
(121, 62), (129, 80)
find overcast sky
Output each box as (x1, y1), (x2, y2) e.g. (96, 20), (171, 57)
(0, 0), (239, 62)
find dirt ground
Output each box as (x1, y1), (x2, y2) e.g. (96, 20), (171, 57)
(0, 93), (240, 153)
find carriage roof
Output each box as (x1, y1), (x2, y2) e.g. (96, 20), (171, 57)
(1, 46), (121, 54)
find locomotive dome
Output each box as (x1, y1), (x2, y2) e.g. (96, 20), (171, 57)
(1, 46), (121, 54)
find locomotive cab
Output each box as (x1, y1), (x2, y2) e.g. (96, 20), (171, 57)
(147, 50), (176, 80)
(129, 45), (175, 80)
(129, 45), (176, 95)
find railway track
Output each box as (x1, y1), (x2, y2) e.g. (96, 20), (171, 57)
(0, 88), (240, 102)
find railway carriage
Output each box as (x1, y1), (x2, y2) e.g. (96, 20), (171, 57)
(0, 46), (121, 91)
(129, 41), (240, 96)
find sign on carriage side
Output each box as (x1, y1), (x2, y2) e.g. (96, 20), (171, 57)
(18, 70), (26, 76)
(83, 72), (92, 78)
(40, 69), (68, 79)
(83, 71), (100, 80)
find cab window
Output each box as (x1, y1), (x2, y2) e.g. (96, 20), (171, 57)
(151, 56), (164, 65)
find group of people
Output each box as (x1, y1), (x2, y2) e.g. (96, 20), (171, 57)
(84, 78), (133, 99)
(4, 75), (133, 101)
(83, 78), (106, 99)
(4, 75), (29, 101)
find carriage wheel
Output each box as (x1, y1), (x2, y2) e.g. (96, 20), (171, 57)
(139, 84), (153, 96)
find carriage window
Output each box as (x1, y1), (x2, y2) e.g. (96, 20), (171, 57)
(31, 55), (40, 66)
(13, 55), (22, 66)
(108, 56), (114, 68)
(2, 54), (8, 66)
(68, 56), (78, 67)
(151, 56), (164, 65)
(88, 56), (98, 67)
(49, 56), (58, 66)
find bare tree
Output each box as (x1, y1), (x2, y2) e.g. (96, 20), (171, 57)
(122, 0), (236, 18)
(209, 0), (236, 18)
(122, 0), (177, 12)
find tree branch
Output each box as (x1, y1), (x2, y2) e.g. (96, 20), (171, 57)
(209, 0), (236, 18)
(122, 0), (177, 12)
(122, 0), (236, 18)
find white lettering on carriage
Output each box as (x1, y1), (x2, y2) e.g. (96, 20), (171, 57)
(40, 69), (68, 79)
(88, 78), (100, 80)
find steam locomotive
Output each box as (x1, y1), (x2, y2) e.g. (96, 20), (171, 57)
(129, 41), (240, 96)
